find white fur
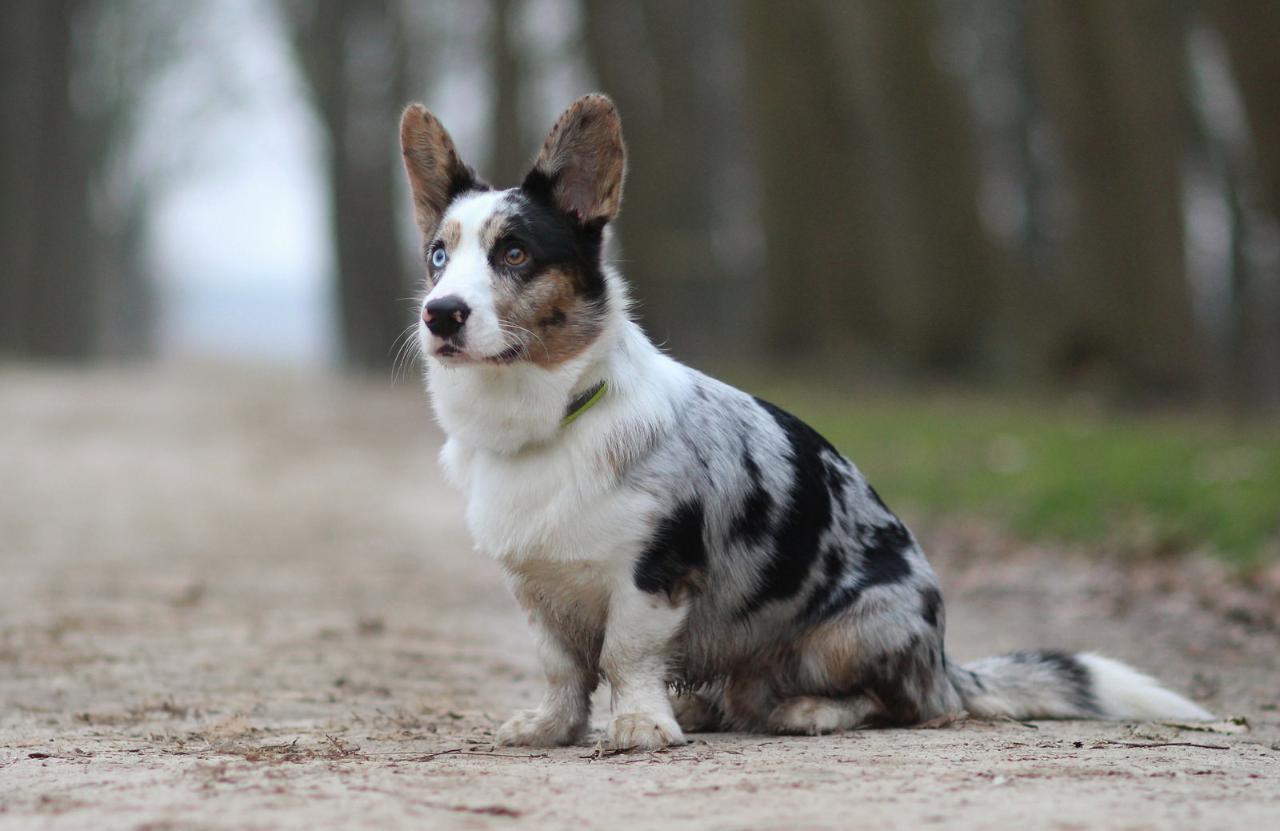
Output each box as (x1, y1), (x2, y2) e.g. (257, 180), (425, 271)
(1077, 653), (1214, 721)
(420, 193), (698, 747)
(423, 191), (513, 362)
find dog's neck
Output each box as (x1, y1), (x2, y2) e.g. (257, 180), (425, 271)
(426, 312), (636, 455)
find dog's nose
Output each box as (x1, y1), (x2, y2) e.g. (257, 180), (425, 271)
(423, 296), (471, 338)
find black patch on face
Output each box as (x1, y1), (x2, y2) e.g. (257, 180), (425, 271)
(449, 166), (486, 203)
(515, 172), (607, 302)
(738, 398), (840, 616)
(1008, 650), (1101, 715)
(728, 445), (773, 546)
(920, 586), (943, 629)
(634, 500), (707, 600)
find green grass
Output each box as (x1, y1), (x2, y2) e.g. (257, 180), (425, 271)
(738, 381), (1280, 569)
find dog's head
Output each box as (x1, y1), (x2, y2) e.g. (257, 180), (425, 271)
(401, 94), (625, 368)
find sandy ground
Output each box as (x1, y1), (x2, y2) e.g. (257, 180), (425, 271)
(1, 365), (1277, 831)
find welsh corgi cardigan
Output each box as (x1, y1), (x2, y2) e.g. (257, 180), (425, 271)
(400, 94), (1211, 749)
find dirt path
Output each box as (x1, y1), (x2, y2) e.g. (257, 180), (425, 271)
(1, 366), (1277, 830)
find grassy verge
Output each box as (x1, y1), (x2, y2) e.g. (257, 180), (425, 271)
(736, 379), (1280, 569)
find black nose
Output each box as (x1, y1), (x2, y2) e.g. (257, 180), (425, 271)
(424, 296), (471, 338)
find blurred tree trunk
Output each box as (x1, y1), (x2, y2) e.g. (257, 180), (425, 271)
(1033, 0), (1201, 399)
(0, 0), (97, 358)
(284, 0), (412, 371)
(582, 0), (751, 361)
(825, 0), (1004, 377)
(1205, 0), (1280, 408)
(1207, 1), (1280, 221)
(742, 0), (885, 366)
(488, 0), (525, 186)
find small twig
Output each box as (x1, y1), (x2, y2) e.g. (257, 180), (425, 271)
(405, 748), (549, 761)
(406, 747), (463, 761)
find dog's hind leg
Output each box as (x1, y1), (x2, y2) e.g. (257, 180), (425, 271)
(767, 694), (878, 735)
(671, 690), (721, 733)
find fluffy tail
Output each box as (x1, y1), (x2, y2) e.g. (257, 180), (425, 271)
(949, 650), (1212, 721)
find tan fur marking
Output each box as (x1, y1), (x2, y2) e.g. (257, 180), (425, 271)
(666, 570), (707, 607)
(480, 211), (514, 252)
(506, 556), (610, 665)
(439, 219), (462, 251)
(794, 623), (864, 691)
(492, 265), (604, 367)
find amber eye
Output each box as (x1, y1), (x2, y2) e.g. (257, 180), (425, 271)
(503, 245), (528, 267)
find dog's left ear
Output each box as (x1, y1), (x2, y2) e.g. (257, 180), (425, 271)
(524, 94), (626, 225)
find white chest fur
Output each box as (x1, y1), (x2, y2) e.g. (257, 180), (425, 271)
(431, 320), (691, 568)
(444, 432), (661, 566)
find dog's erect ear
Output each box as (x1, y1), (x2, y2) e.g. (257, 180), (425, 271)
(523, 94), (626, 225)
(400, 104), (478, 236)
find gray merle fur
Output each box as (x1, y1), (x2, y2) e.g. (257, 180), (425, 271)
(618, 374), (1129, 729)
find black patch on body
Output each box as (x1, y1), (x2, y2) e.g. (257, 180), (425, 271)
(920, 587), (943, 628)
(859, 521), (914, 588)
(635, 500), (707, 598)
(728, 446), (773, 545)
(1016, 650), (1101, 715)
(799, 520), (915, 624)
(516, 171), (607, 302)
(739, 399), (840, 615)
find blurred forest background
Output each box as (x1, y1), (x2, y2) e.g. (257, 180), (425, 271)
(3, 0), (1278, 566)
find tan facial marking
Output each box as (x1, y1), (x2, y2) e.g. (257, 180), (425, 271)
(492, 265), (604, 367)
(479, 211), (515, 252)
(439, 219), (461, 251)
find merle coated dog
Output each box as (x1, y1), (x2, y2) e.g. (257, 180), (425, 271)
(400, 94), (1212, 749)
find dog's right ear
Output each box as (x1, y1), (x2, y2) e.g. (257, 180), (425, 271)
(400, 104), (478, 236)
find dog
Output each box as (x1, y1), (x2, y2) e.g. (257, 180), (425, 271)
(400, 94), (1212, 749)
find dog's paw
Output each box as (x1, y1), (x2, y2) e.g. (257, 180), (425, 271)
(495, 709), (583, 747)
(671, 692), (719, 733)
(767, 696), (861, 735)
(607, 712), (686, 750)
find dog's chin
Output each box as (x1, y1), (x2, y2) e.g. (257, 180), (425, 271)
(431, 341), (525, 367)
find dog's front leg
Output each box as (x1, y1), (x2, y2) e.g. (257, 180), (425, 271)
(601, 582), (687, 750)
(496, 619), (595, 747)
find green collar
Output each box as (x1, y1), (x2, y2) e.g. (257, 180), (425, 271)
(561, 380), (608, 427)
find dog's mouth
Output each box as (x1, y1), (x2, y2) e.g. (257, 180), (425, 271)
(433, 341), (525, 365)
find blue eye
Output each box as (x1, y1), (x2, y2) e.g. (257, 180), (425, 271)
(430, 247), (447, 268)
